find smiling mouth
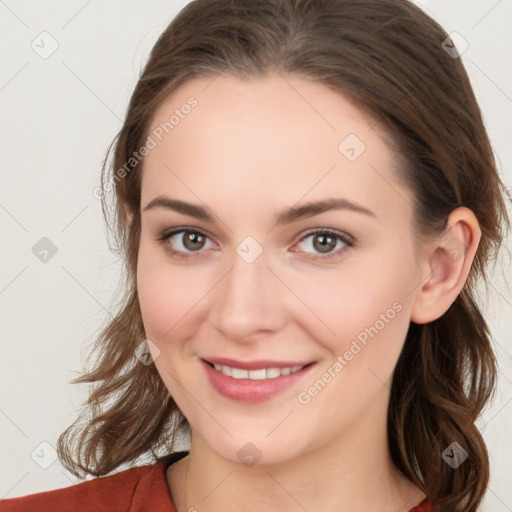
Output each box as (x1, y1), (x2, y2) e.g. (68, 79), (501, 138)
(204, 361), (314, 380)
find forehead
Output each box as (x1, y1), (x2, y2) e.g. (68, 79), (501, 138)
(147, 73), (376, 159)
(141, 73), (412, 224)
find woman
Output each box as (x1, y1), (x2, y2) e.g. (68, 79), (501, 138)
(1, 0), (509, 511)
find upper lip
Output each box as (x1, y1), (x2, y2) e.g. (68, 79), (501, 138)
(202, 357), (315, 370)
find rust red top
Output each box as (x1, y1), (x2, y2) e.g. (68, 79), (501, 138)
(0, 458), (432, 512)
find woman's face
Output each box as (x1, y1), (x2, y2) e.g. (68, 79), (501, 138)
(136, 73), (424, 464)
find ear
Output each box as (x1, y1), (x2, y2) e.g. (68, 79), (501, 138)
(124, 202), (135, 226)
(410, 207), (481, 325)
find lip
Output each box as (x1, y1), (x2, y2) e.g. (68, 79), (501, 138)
(203, 356), (314, 370)
(201, 358), (317, 404)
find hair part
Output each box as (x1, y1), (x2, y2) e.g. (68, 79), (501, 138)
(57, 1), (511, 511)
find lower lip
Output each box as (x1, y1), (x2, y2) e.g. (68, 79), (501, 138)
(201, 359), (316, 403)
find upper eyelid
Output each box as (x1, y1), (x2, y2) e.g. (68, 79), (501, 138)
(157, 226), (216, 244)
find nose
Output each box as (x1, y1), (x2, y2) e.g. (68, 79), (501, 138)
(209, 249), (287, 344)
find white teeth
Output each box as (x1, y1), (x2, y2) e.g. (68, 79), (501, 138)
(211, 363), (305, 379)
(232, 367), (249, 379)
(265, 367), (281, 379)
(248, 368), (267, 380)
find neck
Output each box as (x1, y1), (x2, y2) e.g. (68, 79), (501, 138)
(179, 442), (423, 512)
(168, 391), (426, 512)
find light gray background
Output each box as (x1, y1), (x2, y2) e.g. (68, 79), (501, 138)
(1, 0), (511, 509)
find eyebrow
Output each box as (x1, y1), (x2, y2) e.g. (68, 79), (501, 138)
(142, 195), (376, 225)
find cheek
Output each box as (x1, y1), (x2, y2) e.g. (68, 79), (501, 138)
(289, 245), (416, 373)
(137, 242), (180, 340)
(136, 241), (213, 345)
(293, 270), (413, 430)
(291, 270), (407, 348)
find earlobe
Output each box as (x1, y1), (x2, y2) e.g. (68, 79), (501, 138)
(410, 207), (481, 325)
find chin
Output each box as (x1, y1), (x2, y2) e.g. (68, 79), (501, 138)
(202, 433), (312, 468)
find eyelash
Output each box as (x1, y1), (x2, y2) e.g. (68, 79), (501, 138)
(156, 226), (354, 261)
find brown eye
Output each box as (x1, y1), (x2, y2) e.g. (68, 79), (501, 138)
(181, 231), (207, 251)
(312, 233), (337, 253)
(292, 228), (354, 260)
(157, 228), (215, 259)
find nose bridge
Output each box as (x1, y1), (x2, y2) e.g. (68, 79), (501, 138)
(211, 242), (284, 341)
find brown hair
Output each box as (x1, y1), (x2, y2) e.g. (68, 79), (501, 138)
(57, 1), (511, 510)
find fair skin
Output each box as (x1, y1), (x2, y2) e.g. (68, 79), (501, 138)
(133, 73), (481, 512)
